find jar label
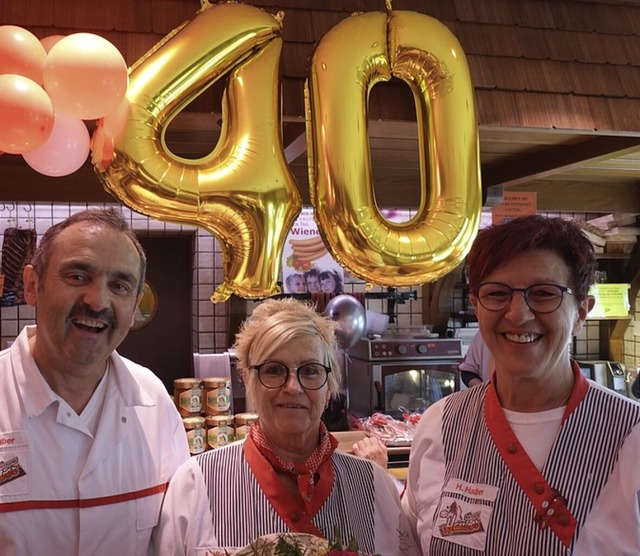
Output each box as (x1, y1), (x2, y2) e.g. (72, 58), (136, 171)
(208, 425), (235, 448)
(180, 387), (202, 413)
(235, 424), (254, 440)
(186, 428), (206, 454)
(206, 386), (231, 412)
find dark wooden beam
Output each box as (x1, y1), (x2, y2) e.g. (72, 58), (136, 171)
(514, 181), (640, 213)
(482, 135), (640, 188)
(0, 157), (114, 203)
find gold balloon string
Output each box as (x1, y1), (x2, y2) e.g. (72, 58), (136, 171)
(385, 0), (393, 65)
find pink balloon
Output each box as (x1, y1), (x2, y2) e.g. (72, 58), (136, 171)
(102, 96), (131, 138)
(22, 112), (90, 176)
(90, 125), (115, 169)
(40, 34), (65, 53)
(0, 74), (54, 154)
(0, 25), (47, 85)
(43, 33), (128, 120)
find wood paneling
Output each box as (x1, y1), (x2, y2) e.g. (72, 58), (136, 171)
(1, 0), (639, 212)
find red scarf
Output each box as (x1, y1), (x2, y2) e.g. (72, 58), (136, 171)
(249, 420), (337, 514)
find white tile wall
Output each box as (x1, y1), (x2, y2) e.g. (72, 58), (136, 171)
(0, 202), (231, 354)
(0, 201), (638, 370)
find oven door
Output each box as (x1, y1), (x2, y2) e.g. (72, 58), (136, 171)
(373, 361), (459, 419)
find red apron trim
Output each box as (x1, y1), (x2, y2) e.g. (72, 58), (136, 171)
(485, 361), (587, 548)
(0, 483), (167, 513)
(563, 361), (589, 417)
(243, 435), (332, 537)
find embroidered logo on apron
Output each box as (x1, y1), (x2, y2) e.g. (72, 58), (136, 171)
(434, 478), (499, 551)
(0, 456), (26, 487)
(0, 431), (30, 496)
(438, 500), (484, 536)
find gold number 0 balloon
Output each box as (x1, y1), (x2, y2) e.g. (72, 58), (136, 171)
(93, 2), (302, 302)
(306, 10), (481, 286)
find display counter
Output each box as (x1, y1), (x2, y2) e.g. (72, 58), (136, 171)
(333, 431), (409, 481)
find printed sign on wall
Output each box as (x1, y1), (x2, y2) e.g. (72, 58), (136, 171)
(492, 192), (537, 225)
(282, 208), (344, 294)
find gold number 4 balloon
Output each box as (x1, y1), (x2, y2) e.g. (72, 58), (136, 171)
(92, 2), (302, 302)
(92, 2), (481, 300)
(306, 10), (481, 286)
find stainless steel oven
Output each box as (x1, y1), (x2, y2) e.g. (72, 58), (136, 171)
(347, 336), (463, 419)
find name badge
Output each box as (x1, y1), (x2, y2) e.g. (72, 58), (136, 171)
(433, 478), (499, 551)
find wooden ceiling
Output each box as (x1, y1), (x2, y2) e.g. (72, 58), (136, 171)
(1, 0), (640, 213)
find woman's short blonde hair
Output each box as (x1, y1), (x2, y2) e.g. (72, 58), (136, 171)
(233, 298), (342, 405)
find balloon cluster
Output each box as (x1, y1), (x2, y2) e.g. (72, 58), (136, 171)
(0, 25), (128, 176)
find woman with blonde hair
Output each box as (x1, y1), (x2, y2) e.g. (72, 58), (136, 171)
(152, 298), (415, 556)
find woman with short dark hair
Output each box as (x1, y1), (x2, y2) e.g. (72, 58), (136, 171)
(404, 215), (640, 554)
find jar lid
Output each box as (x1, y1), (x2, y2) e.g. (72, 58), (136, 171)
(182, 416), (206, 428)
(206, 415), (234, 425)
(203, 377), (230, 386)
(174, 377), (202, 387)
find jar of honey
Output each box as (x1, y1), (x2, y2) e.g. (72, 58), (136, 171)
(206, 414), (235, 449)
(183, 416), (206, 455)
(174, 378), (203, 417)
(234, 412), (258, 440)
(202, 377), (232, 415)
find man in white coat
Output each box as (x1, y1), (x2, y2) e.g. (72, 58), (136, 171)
(0, 209), (189, 555)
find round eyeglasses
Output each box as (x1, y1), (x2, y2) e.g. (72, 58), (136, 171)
(252, 361), (332, 390)
(475, 282), (573, 314)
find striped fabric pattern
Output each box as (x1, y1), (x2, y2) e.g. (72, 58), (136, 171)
(197, 443), (376, 552)
(429, 382), (640, 555)
(546, 386), (640, 540)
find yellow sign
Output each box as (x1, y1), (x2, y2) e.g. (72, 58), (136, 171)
(588, 283), (631, 319)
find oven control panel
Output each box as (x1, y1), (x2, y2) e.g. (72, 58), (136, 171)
(350, 337), (463, 361)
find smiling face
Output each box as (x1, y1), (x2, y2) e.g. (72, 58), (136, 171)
(288, 274), (307, 293)
(471, 249), (592, 387)
(320, 273), (336, 292)
(306, 273), (321, 293)
(24, 222), (143, 378)
(248, 333), (330, 456)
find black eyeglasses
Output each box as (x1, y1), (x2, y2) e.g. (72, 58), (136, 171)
(252, 361), (332, 390)
(475, 282), (573, 314)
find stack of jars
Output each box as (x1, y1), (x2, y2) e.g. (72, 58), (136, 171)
(174, 376), (258, 455)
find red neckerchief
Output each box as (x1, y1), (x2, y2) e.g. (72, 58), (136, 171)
(485, 360), (589, 548)
(244, 420), (337, 536)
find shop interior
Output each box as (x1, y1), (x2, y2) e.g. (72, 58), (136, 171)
(1, 0), (640, 470)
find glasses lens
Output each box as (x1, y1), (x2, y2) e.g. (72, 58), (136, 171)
(526, 284), (565, 313)
(297, 363), (329, 390)
(477, 283), (512, 311)
(477, 283), (566, 313)
(257, 362), (288, 388)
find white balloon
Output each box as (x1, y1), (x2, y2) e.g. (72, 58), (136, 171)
(324, 294), (367, 350)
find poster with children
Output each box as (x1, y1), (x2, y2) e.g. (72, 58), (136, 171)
(282, 208), (344, 294)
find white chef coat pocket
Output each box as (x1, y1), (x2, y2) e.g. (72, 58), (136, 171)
(432, 478), (499, 552)
(0, 430), (30, 497)
(135, 492), (162, 531)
